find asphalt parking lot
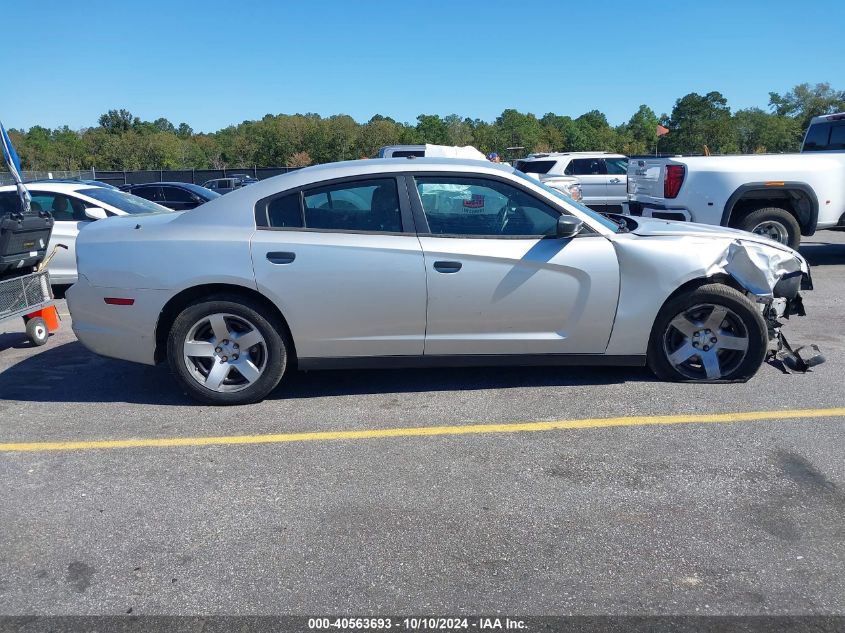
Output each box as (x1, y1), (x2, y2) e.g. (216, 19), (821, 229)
(0, 232), (844, 617)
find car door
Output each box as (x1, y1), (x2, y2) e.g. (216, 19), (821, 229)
(160, 186), (198, 211)
(29, 191), (89, 284)
(566, 158), (608, 211)
(410, 174), (620, 356)
(251, 175), (428, 360)
(603, 157), (629, 213)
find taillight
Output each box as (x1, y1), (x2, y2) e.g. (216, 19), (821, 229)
(664, 164), (685, 198)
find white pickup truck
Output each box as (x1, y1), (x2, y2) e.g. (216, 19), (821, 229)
(626, 112), (845, 248)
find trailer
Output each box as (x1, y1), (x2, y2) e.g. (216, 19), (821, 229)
(0, 269), (60, 346)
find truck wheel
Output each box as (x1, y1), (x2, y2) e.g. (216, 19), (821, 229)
(25, 317), (50, 346)
(736, 207), (801, 249)
(647, 284), (768, 383)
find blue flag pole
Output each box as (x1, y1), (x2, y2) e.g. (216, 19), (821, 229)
(0, 120), (32, 214)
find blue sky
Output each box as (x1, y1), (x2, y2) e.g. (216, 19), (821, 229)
(3, 0), (843, 132)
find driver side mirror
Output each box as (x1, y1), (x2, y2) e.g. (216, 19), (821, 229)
(556, 216), (583, 239)
(84, 207), (108, 220)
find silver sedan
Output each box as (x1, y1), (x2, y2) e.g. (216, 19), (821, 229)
(67, 158), (814, 405)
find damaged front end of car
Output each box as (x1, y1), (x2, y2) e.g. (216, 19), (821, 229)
(716, 240), (825, 372)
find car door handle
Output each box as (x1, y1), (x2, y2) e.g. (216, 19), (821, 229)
(609, 178), (622, 183)
(433, 261), (462, 273)
(266, 251), (296, 265)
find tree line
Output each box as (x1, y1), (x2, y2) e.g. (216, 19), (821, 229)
(8, 83), (844, 172)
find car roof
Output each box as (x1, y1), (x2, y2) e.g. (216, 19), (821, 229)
(183, 158), (513, 220)
(175, 157), (613, 237)
(809, 112), (845, 123)
(0, 181), (89, 193)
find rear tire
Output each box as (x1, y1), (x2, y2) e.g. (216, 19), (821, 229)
(736, 207), (801, 249)
(647, 284), (768, 383)
(167, 295), (287, 405)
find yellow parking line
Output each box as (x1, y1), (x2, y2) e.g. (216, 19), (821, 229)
(1, 407), (844, 454)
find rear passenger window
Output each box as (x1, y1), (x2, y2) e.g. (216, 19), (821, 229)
(828, 124), (845, 150)
(264, 179), (403, 232)
(267, 193), (303, 228)
(569, 158), (607, 175)
(303, 179), (402, 232)
(803, 122), (831, 151)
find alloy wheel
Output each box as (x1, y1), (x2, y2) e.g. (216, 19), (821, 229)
(662, 303), (750, 380)
(182, 312), (267, 393)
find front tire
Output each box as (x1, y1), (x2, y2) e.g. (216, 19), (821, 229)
(736, 207), (801, 249)
(167, 295), (287, 405)
(647, 284), (768, 383)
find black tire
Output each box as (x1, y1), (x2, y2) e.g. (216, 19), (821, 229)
(167, 294), (287, 405)
(647, 284), (768, 383)
(735, 207), (801, 250)
(25, 317), (49, 347)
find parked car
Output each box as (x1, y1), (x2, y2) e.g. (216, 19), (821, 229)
(626, 113), (845, 249)
(0, 182), (172, 284)
(514, 152), (628, 213)
(201, 176), (257, 194)
(66, 158), (814, 405)
(227, 174), (259, 185)
(121, 182), (221, 211)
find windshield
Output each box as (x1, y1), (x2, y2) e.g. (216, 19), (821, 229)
(514, 170), (620, 232)
(77, 187), (173, 215)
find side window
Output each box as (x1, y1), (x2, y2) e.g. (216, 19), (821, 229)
(803, 122), (831, 151)
(563, 161), (575, 176)
(162, 187), (193, 203)
(516, 160), (557, 175)
(828, 123), (845, 150)
(132, 186), (161, 202)
(570, 158), (607, 175)
(29, 193), (86, 221)
(414, 177), (560, 237)
(267, 193), (304, 228)
(302, 178), (402, 232)
(604, 158), (628, 175)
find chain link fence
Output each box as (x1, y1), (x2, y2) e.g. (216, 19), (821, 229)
(0, 169), (95, 186)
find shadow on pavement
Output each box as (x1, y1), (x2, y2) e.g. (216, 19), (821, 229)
(0, 340), (654, 405)
(800, 241), (845, 267)
(0, 332), (39, 353)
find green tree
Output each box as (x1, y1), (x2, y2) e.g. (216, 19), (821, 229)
(415, 115), (449, 145)
(98, 109), (136, 134)
(769, 82), (845, 131)
(733, 108), (801, 154)
(624, 105), (659, 154)
(662, 91), (737, 154)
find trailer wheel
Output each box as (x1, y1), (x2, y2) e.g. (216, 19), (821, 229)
(25, 317), (49, 346)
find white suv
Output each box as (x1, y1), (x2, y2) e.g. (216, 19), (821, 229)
(515, 152), (628, 213)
